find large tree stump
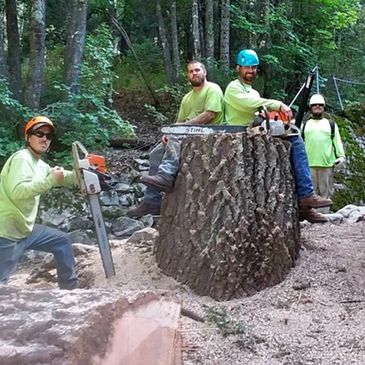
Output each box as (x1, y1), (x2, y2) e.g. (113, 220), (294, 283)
(155, 133), (301, 301)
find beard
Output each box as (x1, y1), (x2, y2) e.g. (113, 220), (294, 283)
(312, 111), (323, 119)
(241, 72), (255, 83)
(190, 76), (205, 87)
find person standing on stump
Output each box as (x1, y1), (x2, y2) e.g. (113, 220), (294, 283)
(224, 49), (331, 223)
(0, 116), (78, 289)
(128, 61), (224, 218)
(301, 94), (345, 213)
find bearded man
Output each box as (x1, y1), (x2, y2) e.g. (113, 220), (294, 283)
(128, 61), (224, 218)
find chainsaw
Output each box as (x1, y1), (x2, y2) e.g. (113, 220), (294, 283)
(251, 107), (300, 137)
(160, 124), (247, 135)
(72, 141), (115, 278)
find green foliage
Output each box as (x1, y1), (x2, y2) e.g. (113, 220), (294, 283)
(230, 1), (364, 103)
(143, 83), (189, 125)
(82, 25), (116, 101)
(113, 38), (166, 90)
(332, 108), (365, 209)
(40, 25), (135, 164)
(41, 84), (135, 152)
(0, 79), (31, 165)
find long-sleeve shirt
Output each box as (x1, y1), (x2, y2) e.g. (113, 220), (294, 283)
(224, 79), (282, 125)
(0, 148), (75, 240)
(302, 118), (345, 167)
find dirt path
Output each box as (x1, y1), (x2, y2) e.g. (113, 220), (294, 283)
(11, 221), (365, 364)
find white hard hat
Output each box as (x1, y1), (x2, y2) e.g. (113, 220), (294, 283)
(309, 94), (325, 106)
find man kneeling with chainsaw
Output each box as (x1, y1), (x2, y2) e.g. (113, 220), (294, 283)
(224, 49), (330, 223)
(128, 61), (224, 218)
(0, 116), (78, 289)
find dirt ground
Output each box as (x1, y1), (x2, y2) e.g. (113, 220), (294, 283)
(11, 220), (365, 365)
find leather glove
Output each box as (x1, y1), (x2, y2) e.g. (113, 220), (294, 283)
(334, 157), (346, 166)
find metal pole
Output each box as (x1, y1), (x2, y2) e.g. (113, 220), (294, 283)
(295, 66), (317, 128)
(315, 65), (320, 94)
(333, 76), (344, 111)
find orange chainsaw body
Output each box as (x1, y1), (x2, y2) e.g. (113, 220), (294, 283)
(87, 154), (106, 173)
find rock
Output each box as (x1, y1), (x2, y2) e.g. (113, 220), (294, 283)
(119, 193), (134, 206)
(112, 217), (144, 237)
(134, 158), (149, 167)
(101, 205), (125, 219)
(72, 243), (98, 256)
(114, 182), (133, 193)
(39, 208), (71, 227)
(64, 216), (93, 232)
(336, 204), (359, 218)
(68, 229), (95, 244)
(126, 227), (158, 245)
(140, 214), (155, 227)
(335, 204), (365, 223)
(99, 190), (120, 206)
(21, 250), (48, 264)
(325, 213), (344, 224)
(132, 183), (146, 198)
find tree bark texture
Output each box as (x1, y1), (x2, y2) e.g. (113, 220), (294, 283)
(156, 0), (174, 84)
(63, 0), (88, 95)
(0, 1), (8, 80)
(192, 0), (201, 60)
(205, 0), (214, 75)
(155, 133), (301, 301)
(170, 1), (181, 79)
(5, 0), (23, 101)
(219, 0), (230, 72)
(24, 0), (46, 110)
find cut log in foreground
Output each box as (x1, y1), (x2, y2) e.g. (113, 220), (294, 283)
(155, 133), (301, 301)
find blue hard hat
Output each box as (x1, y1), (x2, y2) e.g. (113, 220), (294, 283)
(236, 49), (260, 66)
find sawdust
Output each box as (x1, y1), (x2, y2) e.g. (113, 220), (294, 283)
(9, 221), (365, 364)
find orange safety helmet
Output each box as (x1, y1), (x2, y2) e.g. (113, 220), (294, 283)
(25, 116), (55, 136)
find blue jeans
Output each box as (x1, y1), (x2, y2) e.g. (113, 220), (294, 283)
(0, 224), (78, 289)
(287, 135), (314, 199)
(144, 137), (181, 206)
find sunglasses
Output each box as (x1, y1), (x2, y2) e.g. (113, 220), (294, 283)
(32, 131), (54, 140)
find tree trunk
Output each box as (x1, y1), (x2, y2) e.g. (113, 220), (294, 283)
(192, 0), (201, 60)
(205, 0), (214, 76)
(0, 0), (8, 80)
(111, 16), (160, 106)
(219, 0), (230, 73)
(156, 0), (174, 84)
(24, 0), (46, 110)
(5, 0), (23, 101)
(63, 0), (88, 95)
(170, 1), (181, 80)
(155, 133), (301, 301)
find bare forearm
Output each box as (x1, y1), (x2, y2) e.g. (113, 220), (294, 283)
(184, 111), (216, 125)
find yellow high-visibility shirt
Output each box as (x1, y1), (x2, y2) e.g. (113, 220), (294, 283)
(224, 79), (282, 126)
(0, 148), (75, 240)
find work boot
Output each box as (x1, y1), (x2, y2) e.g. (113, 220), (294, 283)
(299, 207), (328, 224)
(140, 174), (174, 193)
(298, 194), (332, 208)
(127, 201), (161, 218)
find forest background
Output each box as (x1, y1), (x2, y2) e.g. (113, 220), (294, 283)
(0, 0), (364, 208)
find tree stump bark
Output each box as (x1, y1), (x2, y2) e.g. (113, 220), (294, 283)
(155, 133), (301, 301)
